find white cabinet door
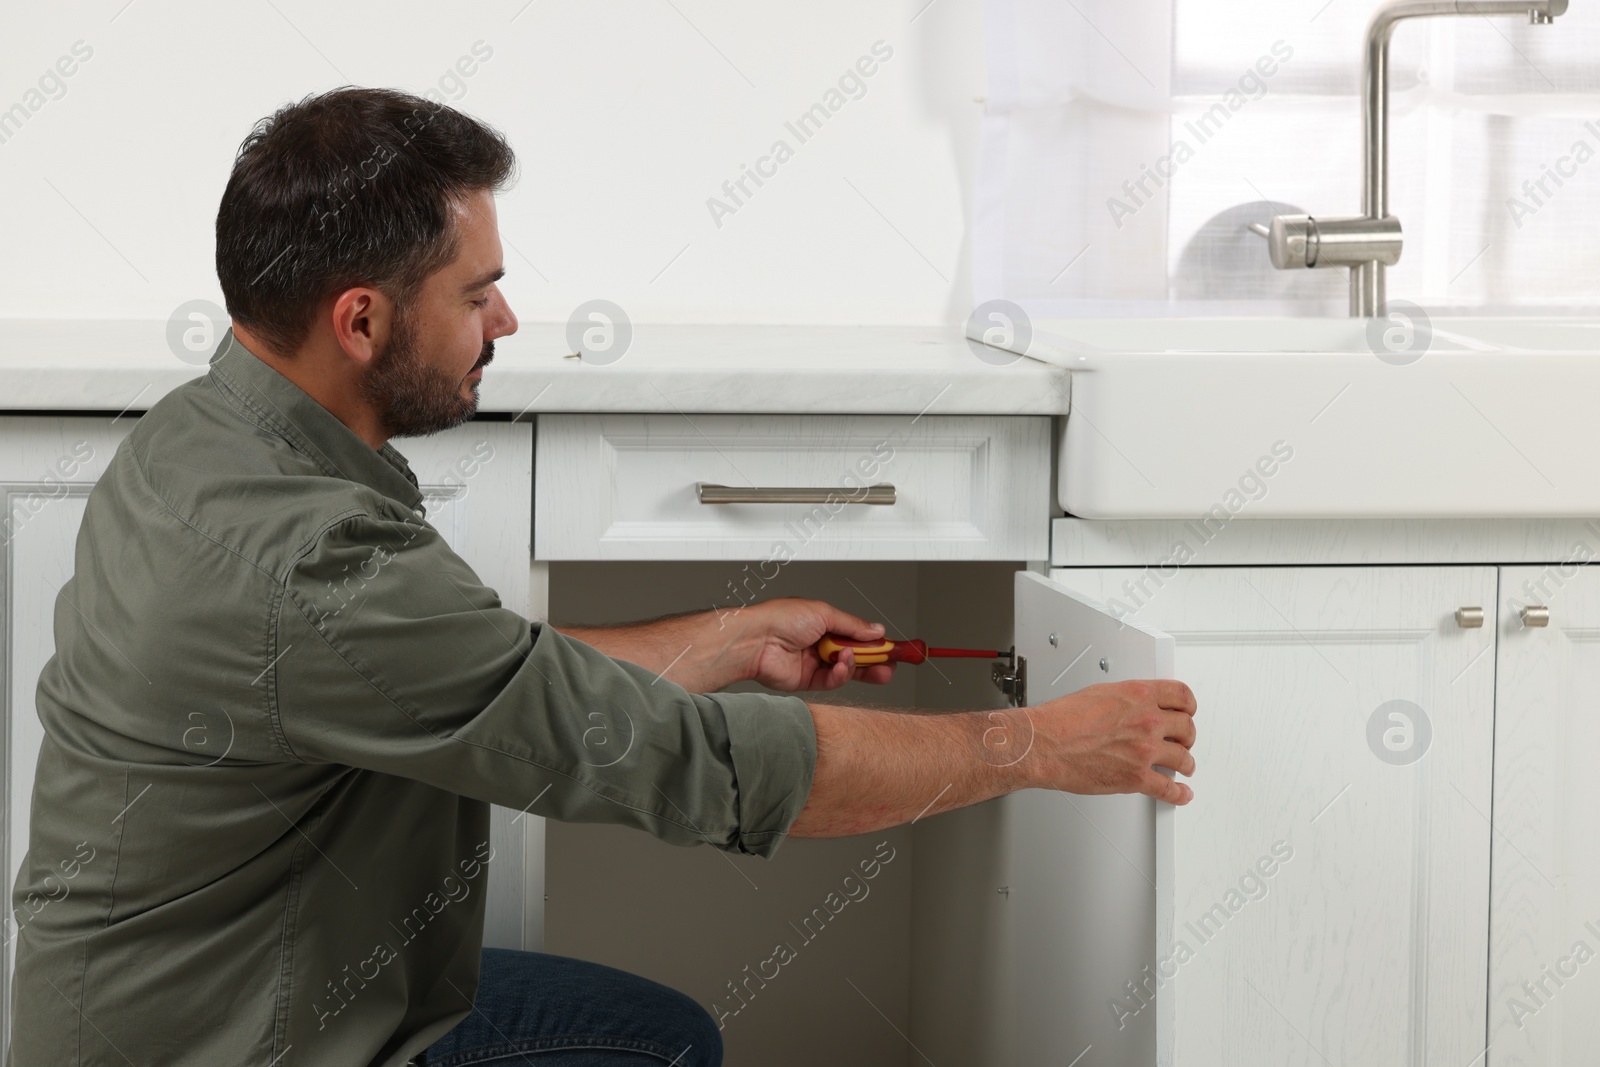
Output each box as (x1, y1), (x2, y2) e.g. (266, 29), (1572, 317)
(387, 421), (536, 951)
(1043, 566), (1497, 1067)
(1489, 566), (1600, 1066)
(912, 570), (1172, 1067)
(1, 416), (133, 1059)
(1007, 570), (1175, 1067)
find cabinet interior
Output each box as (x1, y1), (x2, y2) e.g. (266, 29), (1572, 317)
(544, 560), (1024, 1067)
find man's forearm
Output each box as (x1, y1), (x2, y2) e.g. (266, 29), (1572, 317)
(787, 703), (1024, 838)
(552, 608), (755, 693)
(789, 680), (1199, 837)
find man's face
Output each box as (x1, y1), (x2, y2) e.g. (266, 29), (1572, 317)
(360, 189), (517, 439)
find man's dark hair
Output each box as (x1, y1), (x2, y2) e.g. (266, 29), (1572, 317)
(216, 86), (516, 355)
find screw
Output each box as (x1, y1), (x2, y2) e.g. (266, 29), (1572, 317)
(1099, 657), (1109, 672)
(1048, 632), (1059, 647)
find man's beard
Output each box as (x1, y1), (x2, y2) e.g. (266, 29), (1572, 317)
(360, 308), (493, 440)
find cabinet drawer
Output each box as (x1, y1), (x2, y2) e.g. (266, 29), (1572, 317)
(534, 413), (1049, 561)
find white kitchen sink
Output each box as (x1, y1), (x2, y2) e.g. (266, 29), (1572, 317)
(986, 316), (1598, 519)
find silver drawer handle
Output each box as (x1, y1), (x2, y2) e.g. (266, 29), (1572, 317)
(1455, 607), (1484, 628)
(696, 482), (896, 505)
(1521, 605), (1550, 628)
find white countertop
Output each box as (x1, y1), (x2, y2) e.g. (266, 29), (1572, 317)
(0, 321), (1069, 416)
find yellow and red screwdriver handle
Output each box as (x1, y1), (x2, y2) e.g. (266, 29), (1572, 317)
(815, 635), (1004, 666)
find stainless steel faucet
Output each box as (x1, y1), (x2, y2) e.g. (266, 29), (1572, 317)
(1250, 0), (1567, 316)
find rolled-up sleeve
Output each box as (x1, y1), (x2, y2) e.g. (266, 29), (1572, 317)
(273, 507), (816, 858)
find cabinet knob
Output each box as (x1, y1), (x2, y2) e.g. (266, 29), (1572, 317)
(1455, 607), (1484, 628)
(1520, 605), (1550, 628)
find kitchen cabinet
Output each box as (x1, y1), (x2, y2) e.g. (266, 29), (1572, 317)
(1489, 566), (1600, 1067)
(534, 413), (1049, 561)
(0, 319), (1072, 1067)
(384, 420), (535, 954)
(1023, 565), (1497, 1067)
(1, 415), (131, 1047)
(5, 393), (1599, 1067)
(543, 556), (1504, 1067)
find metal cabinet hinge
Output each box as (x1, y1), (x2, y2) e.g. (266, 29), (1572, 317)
(991, 646), (1027, 707)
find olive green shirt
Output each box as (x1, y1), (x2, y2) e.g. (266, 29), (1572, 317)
(8, 329), (817, 1066)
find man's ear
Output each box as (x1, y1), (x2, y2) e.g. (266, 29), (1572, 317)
(329, 286), (391, 369)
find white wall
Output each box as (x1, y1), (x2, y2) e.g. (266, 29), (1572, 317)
(0, 1), (985, 326)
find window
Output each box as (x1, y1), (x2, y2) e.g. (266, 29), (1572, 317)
(975, 0), (1600, 316)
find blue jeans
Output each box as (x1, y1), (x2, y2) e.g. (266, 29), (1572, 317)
(416, 948), (723, 1066)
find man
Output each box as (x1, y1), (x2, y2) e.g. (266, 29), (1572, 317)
(8, 87), (1196, 1066)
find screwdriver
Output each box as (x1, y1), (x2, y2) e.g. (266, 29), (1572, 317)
(815, 634), (1008, 666)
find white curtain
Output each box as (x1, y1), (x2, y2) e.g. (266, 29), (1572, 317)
(975, 0), (1600, 316)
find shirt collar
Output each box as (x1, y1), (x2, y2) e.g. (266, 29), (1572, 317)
(207, 327), (425, 515)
